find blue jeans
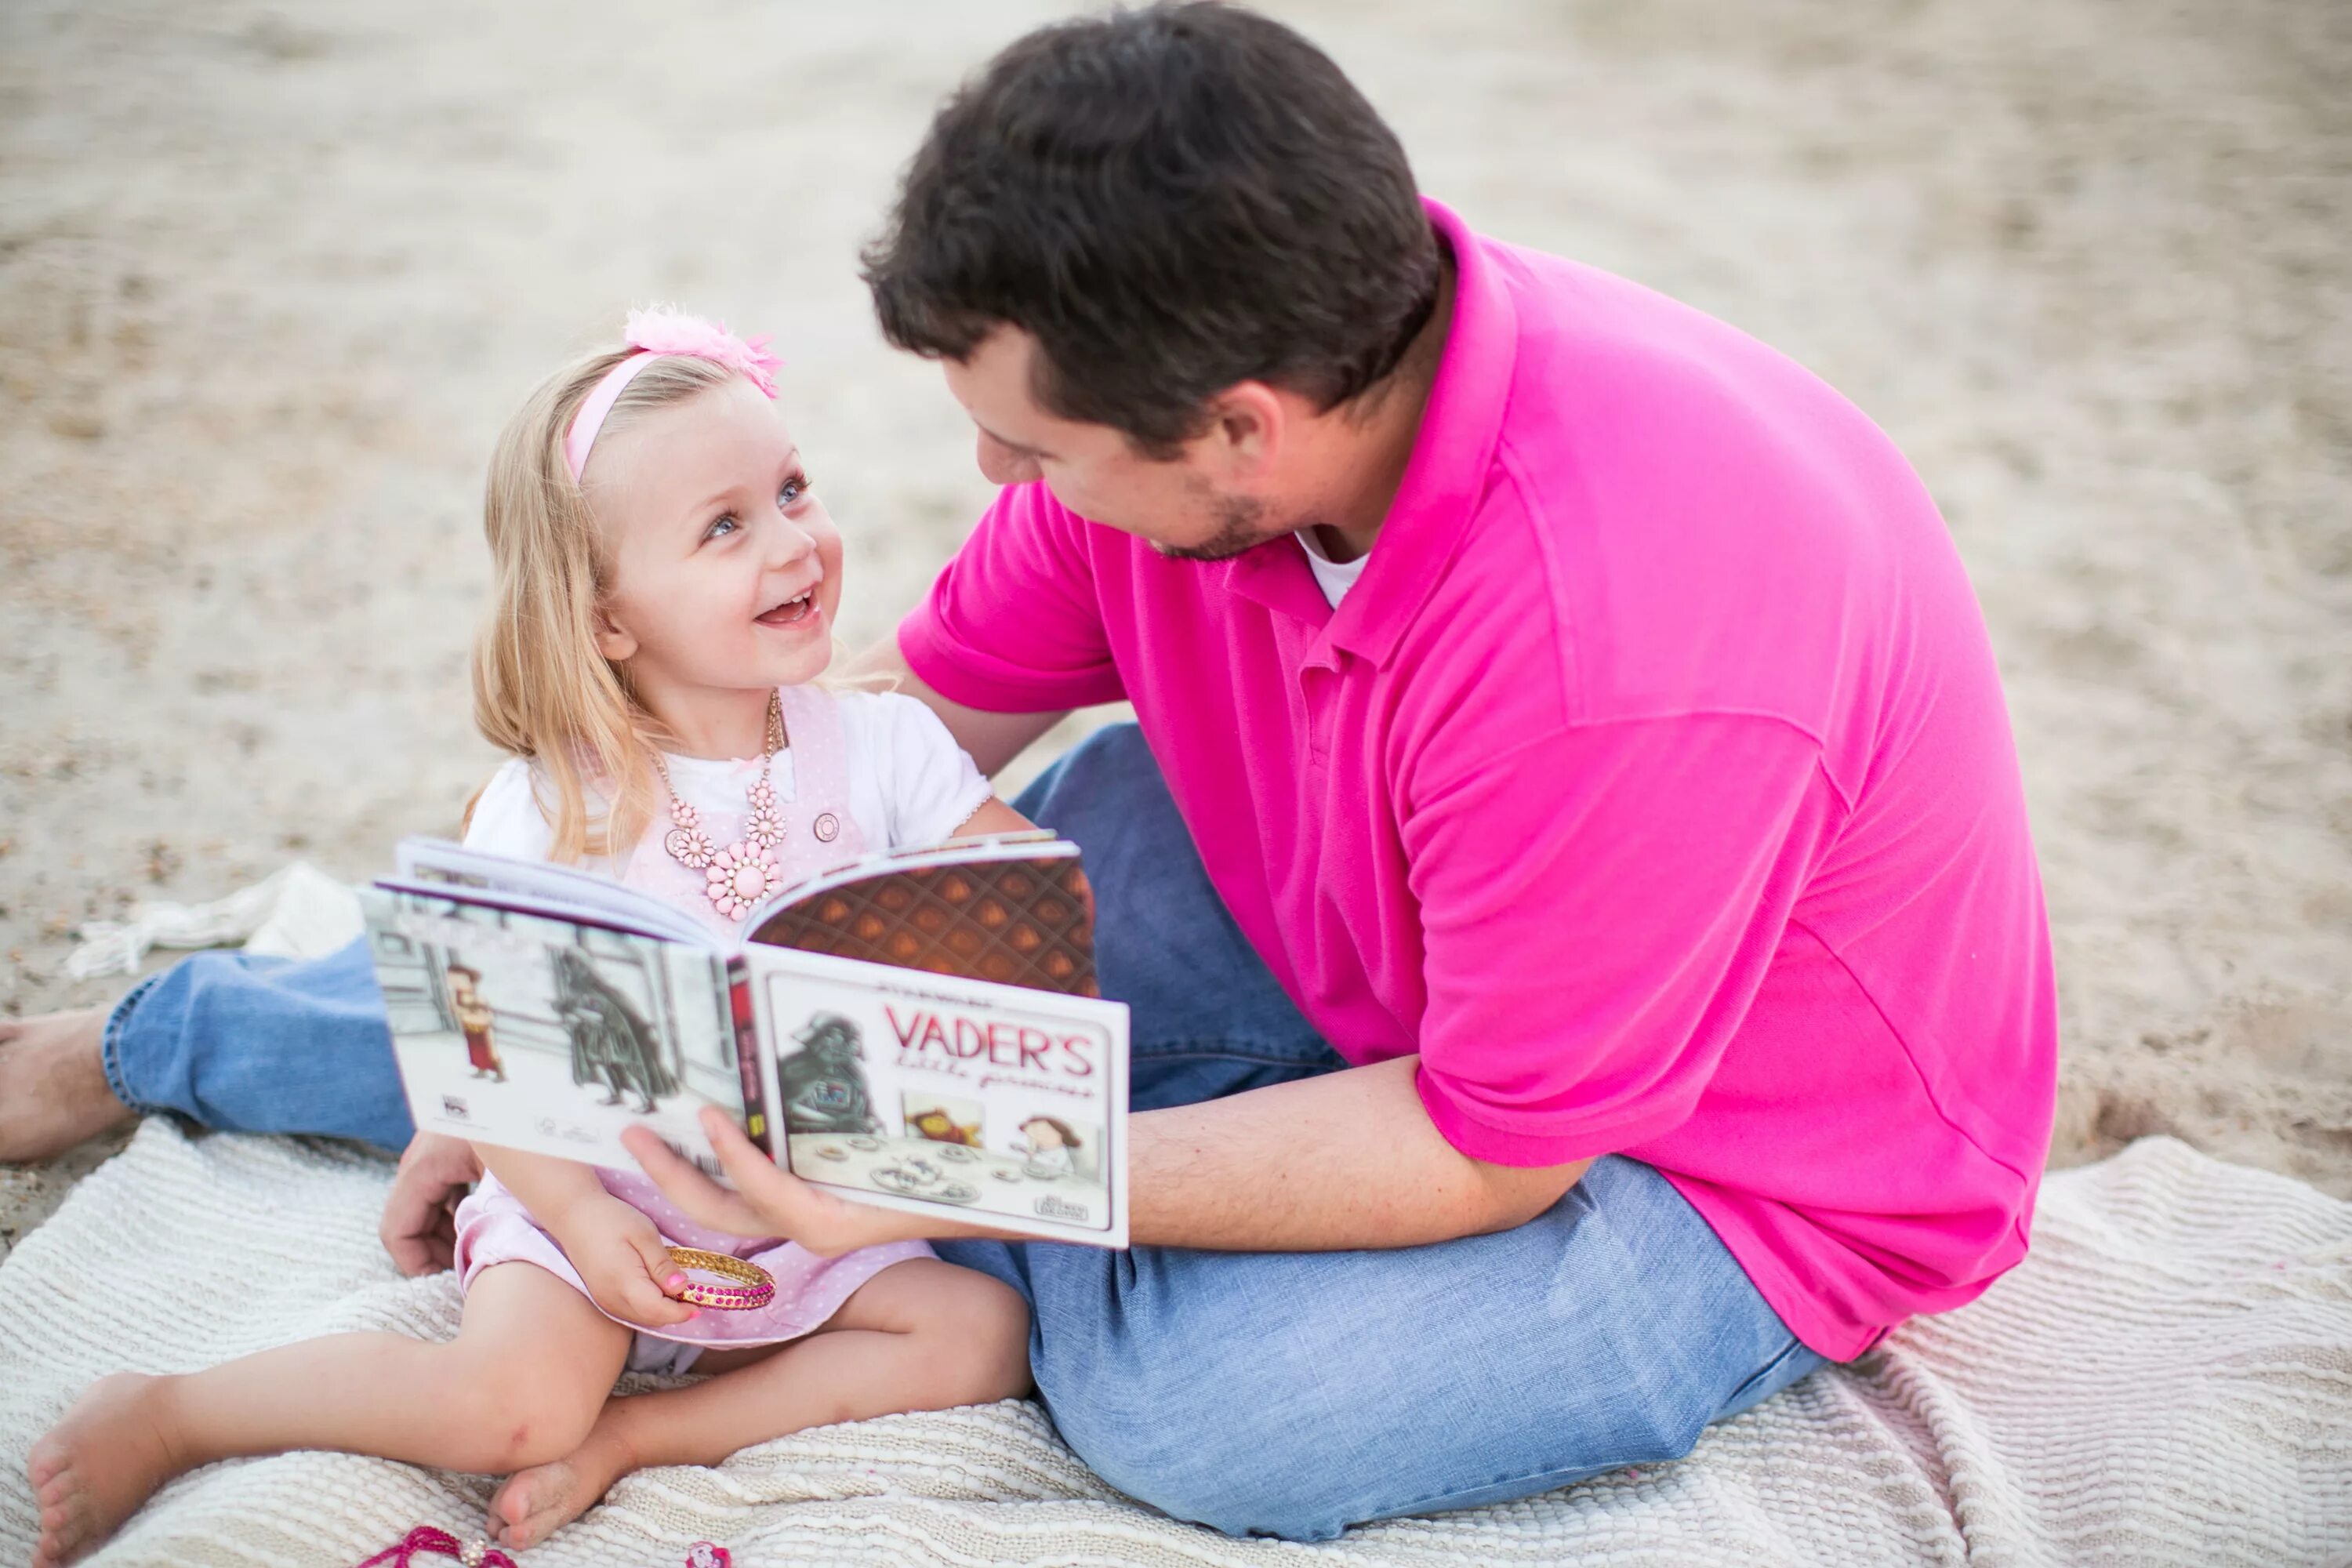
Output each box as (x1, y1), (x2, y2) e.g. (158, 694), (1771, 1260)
(106, 723), (1824, 1540)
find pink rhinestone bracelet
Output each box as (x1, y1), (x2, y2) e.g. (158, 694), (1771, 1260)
(666, 1246), (776, 1311)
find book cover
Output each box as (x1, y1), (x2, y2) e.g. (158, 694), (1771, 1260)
(750, 947), (1128, 1247)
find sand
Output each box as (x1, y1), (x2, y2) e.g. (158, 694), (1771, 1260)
(2, 0), (2348, 1262)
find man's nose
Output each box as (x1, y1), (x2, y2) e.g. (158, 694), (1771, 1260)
(976, 431), (1041, 488)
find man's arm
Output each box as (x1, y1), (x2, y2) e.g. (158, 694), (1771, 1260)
(622, 1056), (1589, 1255)
(845, 633), (1069, 778)
(1127, 1055), (1588, 1248)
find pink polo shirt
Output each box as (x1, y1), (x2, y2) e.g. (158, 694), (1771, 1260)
(900, 198), (2057, 1360)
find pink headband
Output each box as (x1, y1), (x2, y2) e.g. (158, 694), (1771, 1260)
(563, 307), (783, 483)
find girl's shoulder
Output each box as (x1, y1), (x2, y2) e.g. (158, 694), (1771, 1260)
(463, 757), (557, 862)
(828, 686), (950, 746)
(827, 688), (971, 777)
(820, 688), (993, 851)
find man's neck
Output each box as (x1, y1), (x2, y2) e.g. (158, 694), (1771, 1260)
(1306, 255), (1457, 564)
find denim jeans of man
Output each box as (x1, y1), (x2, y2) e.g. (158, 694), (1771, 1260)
(103, 722), (1826, 1541)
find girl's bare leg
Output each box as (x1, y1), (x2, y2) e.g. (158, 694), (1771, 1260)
(27, 1265), (630, 1568)
(490, 1258), (1030, 1549)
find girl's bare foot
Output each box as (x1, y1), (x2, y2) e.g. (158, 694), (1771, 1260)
(27, 1374), (191, 1568)
(488, 1422), (637, 1550)
(0, 1010), (132, 1163)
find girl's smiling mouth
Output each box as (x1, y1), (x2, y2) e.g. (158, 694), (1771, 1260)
(755, 589), (818, 627)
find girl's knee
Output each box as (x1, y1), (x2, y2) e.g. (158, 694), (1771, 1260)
(453, 1367), (605, 1472)
(957, 1273), (1034, 1402)
(432, 1341), (608, 1472)
(925, 1271), (1034, 1405)
(878, 1264), (1033, 1407)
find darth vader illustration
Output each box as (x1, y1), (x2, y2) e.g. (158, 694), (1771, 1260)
(550, 948), (679, 1113)
(776, 1011), (882, 1136)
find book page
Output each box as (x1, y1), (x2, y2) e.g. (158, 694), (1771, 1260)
(746, 946), (1129, 1247)
(360, 887), (742, 1179)
(393, 837), (710, 947)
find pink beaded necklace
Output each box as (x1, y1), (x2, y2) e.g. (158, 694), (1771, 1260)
(652, 690), (789, 922)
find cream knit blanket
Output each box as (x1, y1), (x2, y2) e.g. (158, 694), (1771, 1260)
(2, 1125), (2346, 1566)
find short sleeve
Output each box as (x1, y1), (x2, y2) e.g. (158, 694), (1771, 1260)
(851, 692), (996, 850)
(1406, 713), (1842, 1167)
(462, 757), (556, 862)
(897, 481), (1126, 713)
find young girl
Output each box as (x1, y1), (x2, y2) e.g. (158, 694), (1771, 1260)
(28, 310), (1036, 1566)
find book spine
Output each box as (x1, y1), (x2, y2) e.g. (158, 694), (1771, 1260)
(726, 956), (772, 1159)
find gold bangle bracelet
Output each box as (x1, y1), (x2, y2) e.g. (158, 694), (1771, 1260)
(665, 1247), (776, 1311)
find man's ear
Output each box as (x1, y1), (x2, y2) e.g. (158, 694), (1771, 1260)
(592, 604), (638, 662)
(1203, 381), (1286, 481)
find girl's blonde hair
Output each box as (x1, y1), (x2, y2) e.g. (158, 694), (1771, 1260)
(469, 347), (739, 862)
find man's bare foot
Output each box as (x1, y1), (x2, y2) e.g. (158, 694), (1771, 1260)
(27, 1373), (191, 1568)
(0, 1010), (132, 1163)
(488, 1423), (637, 1550)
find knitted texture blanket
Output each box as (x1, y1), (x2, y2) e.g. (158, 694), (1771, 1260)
(2, 1124), (2346, 1566)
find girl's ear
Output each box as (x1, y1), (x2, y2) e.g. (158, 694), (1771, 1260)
(592, 603), (638, 662)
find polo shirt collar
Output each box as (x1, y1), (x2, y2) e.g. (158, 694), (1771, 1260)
(1223, 198), (1519, 666)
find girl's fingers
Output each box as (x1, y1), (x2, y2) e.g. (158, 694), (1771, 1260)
(622, 1280), (695, 1327)
(642, 1290), (696, 1326)
(617, 1237), (695, 1326)
(630, 1231), (688, 1298)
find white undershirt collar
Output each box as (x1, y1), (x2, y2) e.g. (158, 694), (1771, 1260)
(1296, 529), (1370, 608)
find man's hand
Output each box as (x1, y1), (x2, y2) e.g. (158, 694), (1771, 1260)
(548, 1191), (698, 1329)
(622, 1109), (1001, 1257)
(380, 1131), (485, 1276)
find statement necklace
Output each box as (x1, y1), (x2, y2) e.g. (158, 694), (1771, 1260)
(654, 691), (788, 921)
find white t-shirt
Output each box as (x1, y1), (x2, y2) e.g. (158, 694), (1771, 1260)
(463, 689), (994, 866)
(1297, 528), (1370, 608)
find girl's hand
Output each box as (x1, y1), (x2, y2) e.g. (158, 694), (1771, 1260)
(622, 1109), (942, 1258)
(549, 1192), (698, 1328)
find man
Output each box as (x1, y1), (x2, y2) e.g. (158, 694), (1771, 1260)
(0, 3), (2056, 1541)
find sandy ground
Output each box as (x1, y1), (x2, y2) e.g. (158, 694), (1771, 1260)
(2, 0), (2347, 1263)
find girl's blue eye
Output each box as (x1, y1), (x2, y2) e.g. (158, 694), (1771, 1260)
(779, 473), (810, 507)
(704, 514), (739, 542)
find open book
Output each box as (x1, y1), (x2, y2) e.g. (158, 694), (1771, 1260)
(358, 833), (1129, 1246)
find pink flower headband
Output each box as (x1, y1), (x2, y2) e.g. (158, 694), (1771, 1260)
(563, 307), (782, 483)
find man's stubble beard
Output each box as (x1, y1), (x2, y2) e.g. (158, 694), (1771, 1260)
(1151, 491), (1298, 564)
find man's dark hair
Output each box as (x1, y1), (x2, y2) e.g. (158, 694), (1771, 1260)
(862, 2), (1440, 456)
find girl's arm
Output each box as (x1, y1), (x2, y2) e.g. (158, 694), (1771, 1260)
(474, 1144), (606, 1230)
(474, 1145), (695, 1328)
(953, 797), (1034, 838)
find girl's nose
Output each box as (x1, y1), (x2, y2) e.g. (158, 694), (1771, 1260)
(762, 512), (818, 568)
